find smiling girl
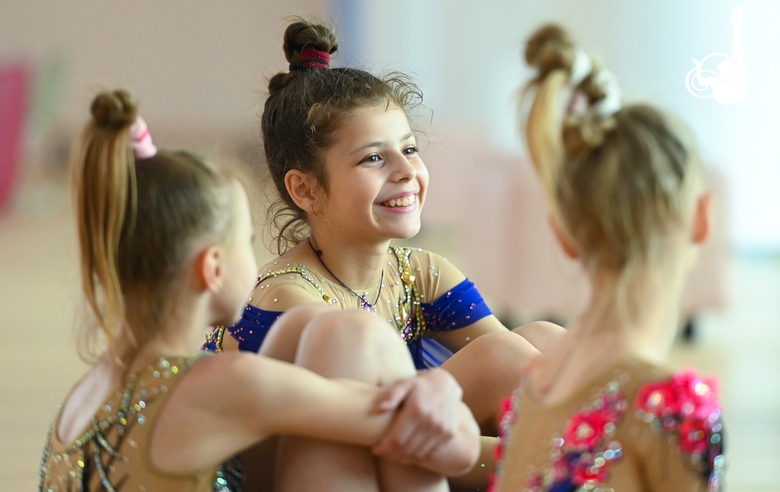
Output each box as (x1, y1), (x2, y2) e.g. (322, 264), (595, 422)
(204, 20), (557, 490)
(40, 89), (479, 492)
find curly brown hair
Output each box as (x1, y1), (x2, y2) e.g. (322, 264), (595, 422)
(261, 20), (423, 254)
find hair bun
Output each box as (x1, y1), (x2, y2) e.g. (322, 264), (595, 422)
(282, 20), (338, 65)
(525, 24), (576, 77)
(91, 90), (137, 130)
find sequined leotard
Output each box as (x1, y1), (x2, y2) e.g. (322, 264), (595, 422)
(490, 359), (725, 492)
(39, 354), (242, 492)
(203, 246), (492, 369)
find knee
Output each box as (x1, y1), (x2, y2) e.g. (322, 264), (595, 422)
(466, 331), (539, 374)
(300, 310), (400, 355)
(512, 321), (565, 353)
(297, 311), (412, 381)
(260, 304), (335, 360)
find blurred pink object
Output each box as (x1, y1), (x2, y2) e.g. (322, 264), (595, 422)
(422, 135), (730, 326)
(130, 116), (157, 159)
(0, 62), (30, 210)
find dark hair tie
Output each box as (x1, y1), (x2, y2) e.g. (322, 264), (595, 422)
(289, 45), (331, 71)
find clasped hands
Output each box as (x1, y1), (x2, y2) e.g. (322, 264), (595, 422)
(371, 367), (467, 464)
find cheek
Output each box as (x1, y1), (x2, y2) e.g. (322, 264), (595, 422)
(417, 165), (430, 199)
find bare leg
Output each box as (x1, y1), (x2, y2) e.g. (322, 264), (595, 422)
(443, 331), (537, 435)
(276, 310), (447, 492)
(512, 320), (566, 354)
(237, 305), (337, 492)
(259, 304), (337, 362)
(443, 331), (538, 491)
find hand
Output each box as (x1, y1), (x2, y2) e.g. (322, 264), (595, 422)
(371, 368), (464, 464)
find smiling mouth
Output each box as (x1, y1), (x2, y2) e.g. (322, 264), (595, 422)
(379, 194), (417, 208)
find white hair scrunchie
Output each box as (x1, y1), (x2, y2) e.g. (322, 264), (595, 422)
(592, 69), (622, 117)
(569, 47), (593, 87)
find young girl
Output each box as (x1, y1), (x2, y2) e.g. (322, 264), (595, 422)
(202, 20), (556, 490)
(489, 25), (725, 491)
(39, 89), (481, 492)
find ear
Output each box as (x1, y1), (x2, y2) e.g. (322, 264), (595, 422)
(549, 216), (580, 259)
(692, 190), (713, 245)
(194, 245), (225, 293)
(284, 169), (320, 215)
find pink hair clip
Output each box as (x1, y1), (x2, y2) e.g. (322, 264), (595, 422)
(129, 116), (157, 159)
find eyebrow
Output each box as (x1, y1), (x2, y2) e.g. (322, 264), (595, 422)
(349, 132), (416, 156)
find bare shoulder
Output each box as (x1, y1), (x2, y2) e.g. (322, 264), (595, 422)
(398, 247), (466, 295)
(250, 273), (324, 311)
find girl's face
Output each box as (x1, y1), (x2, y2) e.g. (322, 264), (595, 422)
(316, 103), (429, 243)
(213, 182), (258, 325)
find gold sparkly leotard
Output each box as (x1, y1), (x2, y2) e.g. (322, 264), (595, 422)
(39, 354), (242, 492)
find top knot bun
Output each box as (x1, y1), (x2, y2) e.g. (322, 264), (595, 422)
(91, 90), (137, 130)
(283, 21), (338, 65)
(525, 24), (577, 79)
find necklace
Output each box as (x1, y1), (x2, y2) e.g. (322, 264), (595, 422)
(307, 237), (384, 313)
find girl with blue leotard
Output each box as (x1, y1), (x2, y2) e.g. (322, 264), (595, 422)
(41, 89), (479, 492)
(204, 20), (563, 491)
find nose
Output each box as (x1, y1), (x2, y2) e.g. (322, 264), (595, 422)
(390, 152), (418, 182)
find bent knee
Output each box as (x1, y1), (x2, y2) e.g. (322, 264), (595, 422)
(301, 310), (399, 351)
(465, 331), (539, 371)
(260, 304), (334, 360)
(512, 321), (565, 353)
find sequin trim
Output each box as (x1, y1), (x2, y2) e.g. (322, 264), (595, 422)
(492, 375), (628, 492)
(39, 353), (242, 492)
(391, 246), (428, 343)
(635, 370), (725, 490)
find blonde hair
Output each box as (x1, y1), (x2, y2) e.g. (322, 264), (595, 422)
(522, 25), (699, 313)
(72, 89), (234, 362)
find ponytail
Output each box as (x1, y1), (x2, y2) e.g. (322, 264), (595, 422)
(72, 90), (137, 359)
(521, 24), (695, 304)
(72, 90), (234, 363)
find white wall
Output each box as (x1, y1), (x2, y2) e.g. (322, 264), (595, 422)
(0, 0), (328, 134)
(332, 0), (780, 253)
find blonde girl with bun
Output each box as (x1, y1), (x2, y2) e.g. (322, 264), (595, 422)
(39, 89), (480, 492)
(489, 25), (725, 491)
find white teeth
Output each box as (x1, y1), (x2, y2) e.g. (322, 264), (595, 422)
(383, 195), (416, 207)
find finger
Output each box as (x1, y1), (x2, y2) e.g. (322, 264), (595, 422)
(414, 432), (446, 460)
(373, 379), (414, 412)
(407, 415), (454, 459)
(373, 412), (418, 455)
(402, 429), (430, 459)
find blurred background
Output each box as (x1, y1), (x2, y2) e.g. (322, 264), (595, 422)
(1, 0), (778, 490)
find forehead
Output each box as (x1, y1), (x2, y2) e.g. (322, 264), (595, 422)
(332, 104), (413, 147)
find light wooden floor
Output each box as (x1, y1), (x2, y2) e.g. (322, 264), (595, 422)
(1, 188), (778, 491)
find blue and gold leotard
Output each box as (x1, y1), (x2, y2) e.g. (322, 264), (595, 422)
(203, 246), (491, 369)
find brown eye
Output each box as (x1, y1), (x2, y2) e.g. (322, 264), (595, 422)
(360, 153), (382, 165)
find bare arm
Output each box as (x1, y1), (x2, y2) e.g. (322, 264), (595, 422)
(151, 353), (479, 477)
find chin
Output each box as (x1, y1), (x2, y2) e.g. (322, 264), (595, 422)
(392, 225), (422, 240)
